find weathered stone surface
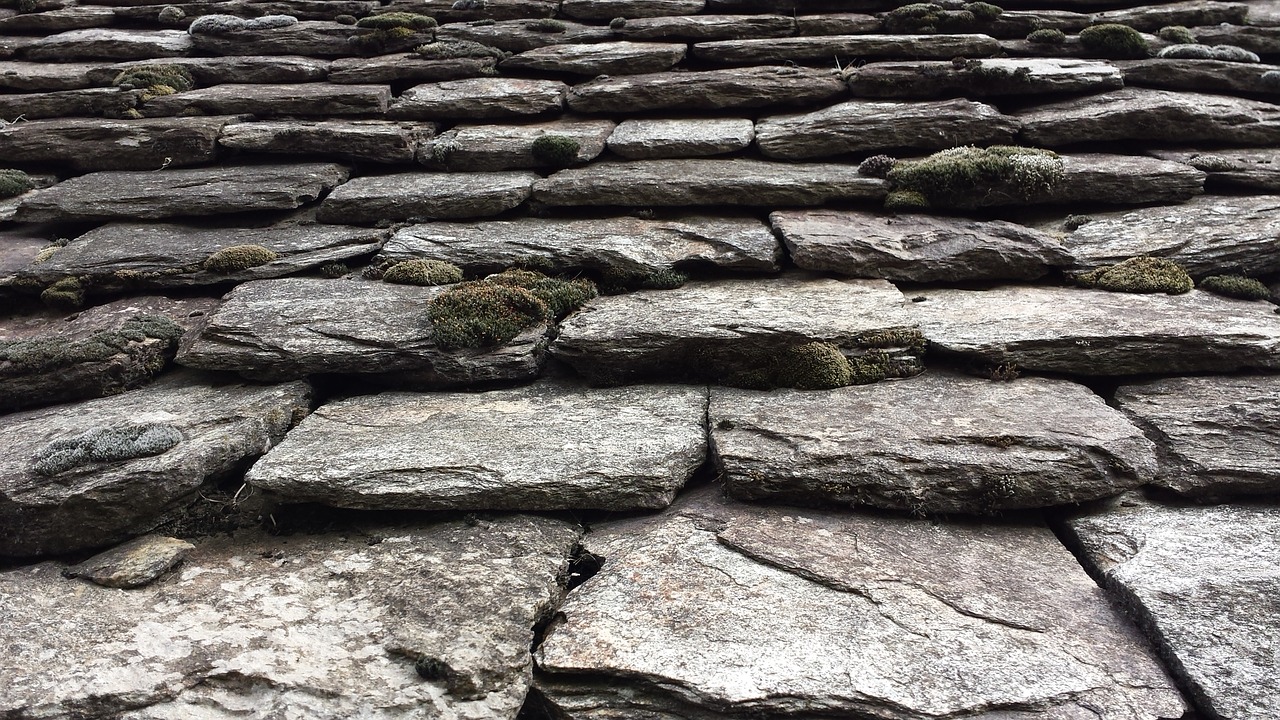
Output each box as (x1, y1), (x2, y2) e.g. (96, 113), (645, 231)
(436, 18), (613, 52)
(0, 115), (234, 171)
(247, 381), (706, 511)
(1061, 195), (1280, 277)
(386, 0), (559, 22)
(607, 117), (754, 159)
(757, 98), (1020, 159)
(1018, 88), (1280, 147)
(560, 0), (703, 19)
(712, 372), (1155, 513)
(0, 36), (38, 60)
(318, 171), (534, 223)
(0, 296), (218, 412)
(552, 276), (921, 385)
(613, 13), (795, 40)
(62, 534), (194, 588)
(0, 371), (310, 557)
(0, 86), (143, 121)
(0, 60), (101, 90)
(502, 41), (686, 75)
(534, 159), (887, 207)
(566, 66), (845, 113)
(24, 29), (193, 61)
(796, 12), (882, 34)
(421, 119), (613, 171)
(1114, 375), (1280, 498)
(15, 163), (349, 223)
(0, 515), (579, 720)
(390, 78), (566, 120)
(536, 486), (1187, 720)
(382, 215), (781, 276)
(1190, 23), (1280, 54)
(772, 209), (1069, 282)
(1065, 496), (1278, 720)
(176, 278), (548, 384)
(0, 6), (114, 32)
(1115, 59), (1280, 96)
(140, 82), (391, 117)
(847, 58), (1124, 98)
(25, 220), (386, 290)
(0, 231), (48, 290)
(1148, 148), (1280, 191)
(188, 20), (388, 57)
(89, 55), (332, 86)
(1093, 1), (1248, 31)
(219, 120), (427, 163)
(328, 54), (497, 84)
(917, 285), (1280, 375)
(693, 34), (1002, 64)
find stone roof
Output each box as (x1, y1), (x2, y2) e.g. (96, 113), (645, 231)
(2, 0), (1279, 717)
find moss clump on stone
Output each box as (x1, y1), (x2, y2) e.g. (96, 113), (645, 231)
(428, 282), (549, 350)
(356, 12), (437, 30)
(884, 190), (930, 212)
(1187, 153), (1235, 172)
(486, 268), (597, 317)
(33, 423), (183, 476)
(203, 244), (279, 273)
(599, 267), (688, 293)
(414, 40), (509, 60)
(113, 64), (194, 93)
(1075, 256), (1194, 294)
(773, 342), (854, 390)
(188, 13), (296, 34)
(886, 145), (1063, 208)
(883, 2), (998, 32)
(1063, 214), (1093, 231)
(964, 2), (1002, 21)
(526, 18), (566, 32)
(0, 168), (34, 198)
(530, 135), (581, 166)
(1158, 25), (1197, 44)
(1078, 23), (1149, 59)
(859, 154), (897, 178)
(1208, 45), (1260, 63)
(637, 269), (687, 290)
(381, 259), (464, 286)
(319, 262), (349, 278)
(334, 13), (357, 24)
(609, 16), (626, 29)
(0, 314), (184, 377)
(1026, 28), (1065, 44)
(1199, 275), (1270, 301)
(41, 277), (86, 309)
(157, 5), (185, 24)
(1263, 71), (1280, 91)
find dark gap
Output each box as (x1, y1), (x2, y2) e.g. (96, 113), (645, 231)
(515, 685), (558, 720)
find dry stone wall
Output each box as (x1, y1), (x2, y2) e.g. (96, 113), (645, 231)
(1, 0), (1279, 718)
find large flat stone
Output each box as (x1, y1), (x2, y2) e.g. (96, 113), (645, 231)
(1018, 88), (1280, 147)
(219, 120), (428, 164)
(1147, 147), (1280, 191)
(381, 215), (781, 276)
(1115, 375), (1280, 498)
(0, 6), (115, 32)
(533, 159), (887, 207)
(917, 285), (1280, 375)
(0, 115), (234, 171)
(188, 20), (388, 57)
(15, 163), (349, 223)
(560, 0), (703, 19)
(612, 13), (795, 40)
(23, 28), (193, 61)
(501, 41), (686, 75)
(0, 371), (310, 557)
(536, 486), (1187, 719)
(771, 209), (1069, 282)
(551, 276), (922, 385)
(565, 66), (845, 113)
(88, 55), (332, 86)
(387, 0), (559, 23)
(176, 278), (548, 384)
(318, 171), (535, 223)
(1094, 1), (1248, 31)
(0, 515), (579, 719)
(1115, 58), (1280, 96)
(757, 98), (1020, 160)
(389, 78), (567, 120)
(1061, 195), (1280, 277)
(328, 54), (497, 84)
(421, 119), (613, 171)
(847, 58), (1124, 98)
(0, 86), (143, 121)
(1064, 497), (1279, 720)
(693, 33), (1002, 64)
(0, 60), (102, 91)
(1191, 23), (1280, 54)
(606, 117), (754, 159)
(712, 372), (1155, 514)
(140, 83), (391, 117)
(246, 381), (707, 511)
(435, 18), (613, 52)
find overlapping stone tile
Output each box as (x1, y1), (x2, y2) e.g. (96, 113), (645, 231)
(1093, 1), (1247, 31)
(1191, 23), (1280, 53)
(139, 82), (391, 117)
(612, 13), (795, 40)
(1115, 58), (1280, 96)
(23, 28), (193, 61)
(0, 86), (142, 120)
(187, 20), (399, 57)
(501, 40), (686, 75)
(1147, 148), (1280, 191)
(0, 6), (114, 32)
(692, 33), (1002, 64)
(327, 54), (497, 83)
(318, 171), (535, 222)
(420, 119), (613, 171)
(219, 119), (429, 163)
(565, 65), (844, 113)
(0, 60), (101, 90)
(847, 57), (1123, 97)
(435, 18), (613, 52)
(560, 0), (704, 19)
(390, 77), (567, 119)
(0, 115), (234, 171)
(391, 0), (560, 23)
(88, 55), (332, 85)
(606, 117), (754, 158)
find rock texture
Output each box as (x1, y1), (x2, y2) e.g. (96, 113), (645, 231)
(1148, 149), (1280, 192)
(0, 115), (234, 171)
(421, 119), (613, 171)
(536, 486), (1187, 719)
(218, 119), (429, 164)
(693, 33), (1002, 63)
(606, 117), (754, 159)
(846, 58), (1124, 97)
(61, 534), (194, 588)
(140, 83), (391, 117)
(565, 65), (844, 112)
(501, 40), (686, 75)
(317, 171), (535, 223)
(0, 371), (310, 557)
(246, 381), (707, 510)
(390, 78), (567, 119)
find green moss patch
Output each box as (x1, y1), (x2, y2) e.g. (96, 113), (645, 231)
(40, 277), (86, 309)
(0, 169), (33, 199)
(1026, 28), (1065, 44)
(1158, 25), (1197, 44)
(0, 314), (184, 377)
(112, 64), (194, 93)
(356, 12), (437, 30)
(1200, 274), (1270, 301)
(531, 135), (581, 166)
(1079, 23), (1149, 59)
(428, 270), (597, 350)
(1075, 257), (1194, 294)
(526, 18), (566, 32)
(415, 40), (509, 60)
(886, 145), (1062, 209)
(33, 423), (183, 476)
(203, 245), (280, 273)
(381, 259), (464, 286)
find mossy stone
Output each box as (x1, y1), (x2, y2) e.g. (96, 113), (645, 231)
(0, 314), (184, 376)
(1199, 275), (1270, 301)
(859, 155), (897, 178)
(526, 18), (566, 32)
(486, 269), (597, 318)
(1078, 23), (1149, 59)
(32, 423), (182, 476)
(1158, 25), (1197, 44)
(1075, 256), (1193, 295)
(1026, 28), (1065, 44)
(774, 342), (854, 390)
(886, 145), (1062, 208)
(414, 40), (508, 60)
(531, 135), (581, 167)
(0, 169), (33, 199)
(381, 259), (464, 286)
(356, 12), (437, 30)
(884, 190), (930, 212)
(428, 282), (549, 350)
(203, 245), (280, 274)
(112, 64), (194, 93)
(40, 277), (86, 309)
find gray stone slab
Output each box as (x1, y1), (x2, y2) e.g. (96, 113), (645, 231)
(0, 115), (234, 171)
(917, 285), (1280, 375)
(1191, 23), (1280, 53)
(0, 86), (143, 121)
(1147, 148), (1280, 191)
(847, 58), (1124, 98)
(246, 381), (707, 511)
(0, 370), (310, 557)
(1115, 58), (1280, 96)
(390, 78), (567, 120)
(176, 277), (548, 384)
(327, 54), (497, 84)
(1065, 496), (1279, 720)
(536, 486), (1187, 720)
(607, 117), (754, 159)
(318, 171), (535, 223)
(0, 60), (102, 91)
(23, 28), (193, 61)
(219, 119), (429, 163)
(693, 33), (1002, 64)
(795, 12), (882, 34)
(188, 20), (400, 57)
(560, 0), (703, 19)
(502, 41), (686, 76)
(140, 82), (391, 117)
(436, 18), (613, 52)
(87, 55), (332, 86)
(613, 13), (795, 40)
(385, 0), (559, 22)
(421, 119), (613, 171)
(62, 534), (194, 589)
(565, 66), (845, 113)
(0, 6), (114, 32)
(1094, 1), (1248, 31)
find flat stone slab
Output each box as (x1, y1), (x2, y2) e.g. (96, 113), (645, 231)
(606, 117), (754, 159)
(502, 41), (686, 75)
(551, 276), (922, 385)
(0, 370), (310, 557)
(88, 55), (332, 86)
(218, 120), (428, 164)
(246, 382), (707, 511)
(0, 296), (217, 412)
(533, 159), (887, 207)
(1115, 375), (1280, 498)
(712, 372), (1155, 514)
(1094, 1), (1247, 31)
(188, 20), (399, 57)
(1147, 148), (1280, 191)
(436, 18), (613, 52)
(566, 66), (845, 113)
(560, 0), (704, 19)
(0, 515), (579, 719)
(0, 60), (102, 91)
(771, 209), (1070, 282)
(140, 83), (391, 117)
(1018, 88), (1280, 147)
(0, 6), (115, 33)
(61, 534), (193, 589)
(756, 98), (1020, 160)
(421, 119), (613, 171)
(847, 58), (1124, 98)
(0, 86), (143, 121)
(318, 171), (535, 223)
(1065, 497), (1279, 720)
(0, 115), (234, 171)
(15, 163), (349, 223)
(23, 28), (193, 61)
(176, 278), (548, 385)
(536, 486), (1187, 719)
(917, 285), (1280, 375)
(1191, 23), (1280, 54)
(612, 13), (795, 40)
(381, 215), (781, 276)
(328, 54), (497, 84)
(391, 0), (560, 23)
(693, 34), (1002, 64)
(1115, 58), (1280, 96)
(389, 78), (567, 120)
(1061, 194), (1280, 277)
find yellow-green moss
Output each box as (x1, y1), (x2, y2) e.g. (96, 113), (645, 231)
(884, 190), (930, 212)
(112, 64), (194, 93)
(40, 277), (86, 309)
(381, 259), (464, 286)
(530, 135), (580, 166)
(1026, 28), (1065, 44)
(1199, 274), (1270, 301)
(486, 269), (597, 317)
(203, 244), (279, 273)
(428, 282), (549, 350)
(356, 12), (437, 30)
(886, 145), (1063, 208)
(1079, 23), (1149, 59)
(1075, 256), (1193, 294)
(773, 342), (854, 390)
(0, 169), (33, 199)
